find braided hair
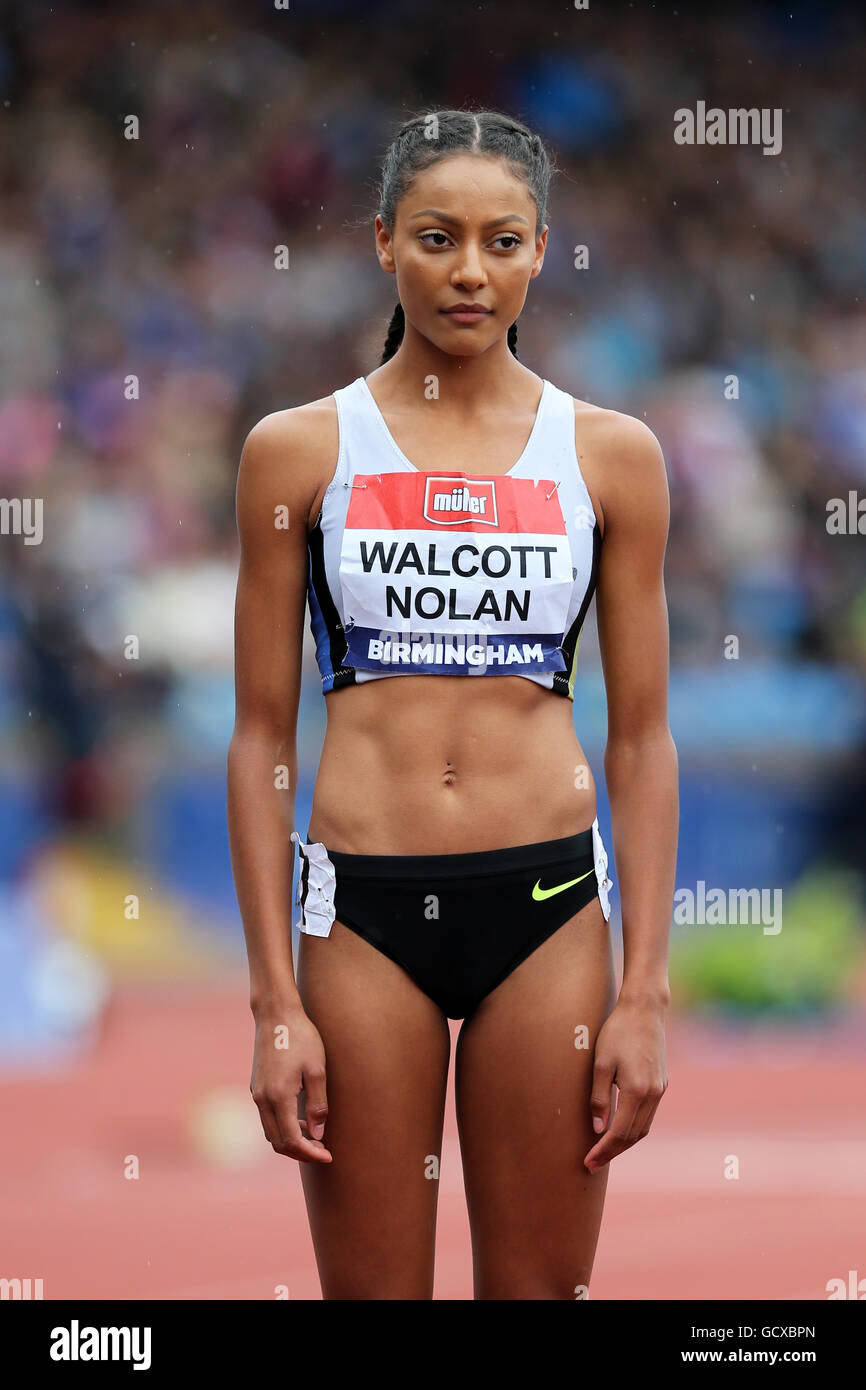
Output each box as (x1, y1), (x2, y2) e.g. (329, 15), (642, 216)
(375, 109), (554, 365)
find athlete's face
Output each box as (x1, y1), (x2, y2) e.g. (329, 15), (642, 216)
(374, 153), (548, 357)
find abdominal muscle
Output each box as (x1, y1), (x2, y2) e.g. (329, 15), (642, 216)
(306, 673), (598, 855)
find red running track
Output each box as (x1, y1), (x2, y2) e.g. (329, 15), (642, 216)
(1, 980), (864, 1300)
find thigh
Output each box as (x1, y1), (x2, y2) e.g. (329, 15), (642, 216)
(296, 920), (452, 1299)
(455, 895), (616, 1300)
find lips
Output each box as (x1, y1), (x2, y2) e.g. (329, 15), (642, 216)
(441, 303), (493, 324)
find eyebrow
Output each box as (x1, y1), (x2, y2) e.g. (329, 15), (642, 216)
(407, 208), (530, 228)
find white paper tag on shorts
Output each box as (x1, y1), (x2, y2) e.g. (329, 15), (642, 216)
(291, 831), (336, 937)
(591, 817), (613, 922)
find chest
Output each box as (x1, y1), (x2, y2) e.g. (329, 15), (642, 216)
(370, 409), (544, 477)
(330, 467), (590, 657)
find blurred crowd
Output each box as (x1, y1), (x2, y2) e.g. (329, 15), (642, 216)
(0, 0), (864, 841)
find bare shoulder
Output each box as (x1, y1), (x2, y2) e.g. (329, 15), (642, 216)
(241, 392), (339, 459)
(569, 396), (669, 536)
(572, 396), (666, 476)
(237, 393), (340, 532)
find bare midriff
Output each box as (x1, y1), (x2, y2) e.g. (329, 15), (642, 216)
(306, 673), (598, 855)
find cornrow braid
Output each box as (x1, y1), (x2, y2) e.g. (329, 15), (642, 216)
(374, 108), (554, 365)
(380, 303), (406, 365)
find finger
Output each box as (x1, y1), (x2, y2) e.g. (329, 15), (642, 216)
(583, 1123), (630, 1172)
(629, 1085), (667, 1141)
(272, 1095), (333, 1164)
(252, 1093), (283, 1150)
(622, 1096), (654, 1146)
(584, 1089), (643, 1171)
(584, 1086), (665, 1169)
(589, 1061), (615, 1135)
(299, 1063), (329, 1142)
(272, 1095), (333, 1162)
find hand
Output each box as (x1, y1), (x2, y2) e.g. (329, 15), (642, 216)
(584, 996), (668, 1173)
(250, 1005), (332, 1163)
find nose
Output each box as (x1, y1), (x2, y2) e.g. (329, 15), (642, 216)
(451, 242), (488, 291)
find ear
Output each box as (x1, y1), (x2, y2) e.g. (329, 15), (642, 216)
(529, 224), (548, 281)
(375, 214), (397, 275)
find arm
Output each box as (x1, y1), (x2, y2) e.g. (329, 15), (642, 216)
(582, 412), (679, 1172)
(227, 407), (333, 1163)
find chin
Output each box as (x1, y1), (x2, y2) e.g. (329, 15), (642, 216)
(431, 330), (495, 358)
(440, 343), (489, 358)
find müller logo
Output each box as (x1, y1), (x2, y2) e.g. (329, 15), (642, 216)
(423, 476), (498, 526)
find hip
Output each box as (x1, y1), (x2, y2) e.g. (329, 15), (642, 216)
(291, 821), (615, 1018)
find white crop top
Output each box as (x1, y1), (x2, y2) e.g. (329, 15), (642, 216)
(305, 374), (602, 701)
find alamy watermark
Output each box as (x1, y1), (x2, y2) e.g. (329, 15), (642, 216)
(0, 497), (43, 544)
(674, 880), (782, 934)
(50, 1320), (151, 1370)
(674, 102), (782, 156)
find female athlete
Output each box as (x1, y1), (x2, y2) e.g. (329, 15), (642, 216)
(228, 108), (678, 1300)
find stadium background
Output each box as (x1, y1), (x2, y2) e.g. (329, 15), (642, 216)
(1, 0), (864, 1299)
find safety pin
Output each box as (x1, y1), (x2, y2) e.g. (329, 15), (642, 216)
(545, 480), (561, 501)
(344, 481), (368, 489)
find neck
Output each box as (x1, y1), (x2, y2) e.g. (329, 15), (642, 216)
(372, 318), (536, 409)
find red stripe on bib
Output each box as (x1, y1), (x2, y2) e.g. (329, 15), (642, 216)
(345, 471), (567, 535)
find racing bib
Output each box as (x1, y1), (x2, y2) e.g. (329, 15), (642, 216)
(338, 471), (573, 676)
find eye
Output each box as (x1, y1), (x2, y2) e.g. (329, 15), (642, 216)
(416, 229), (524, 251)
(417, 230), (454, 248)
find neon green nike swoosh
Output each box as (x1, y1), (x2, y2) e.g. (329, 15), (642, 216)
(532, 866), (595, 901)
